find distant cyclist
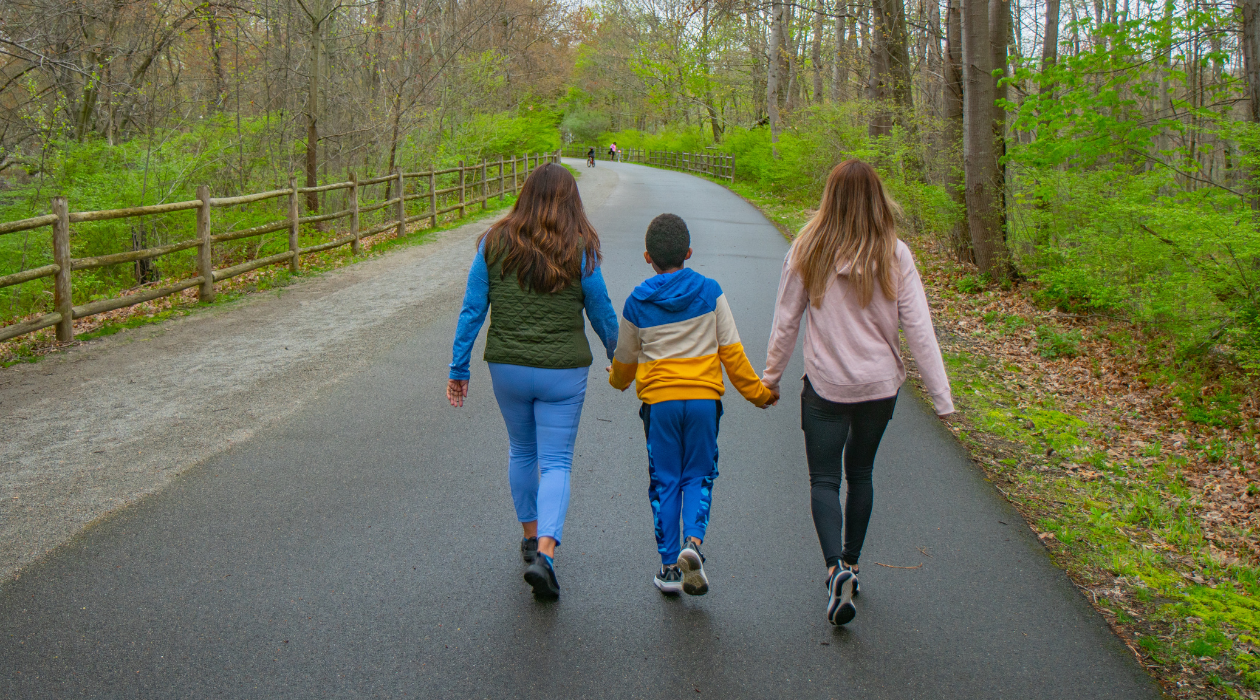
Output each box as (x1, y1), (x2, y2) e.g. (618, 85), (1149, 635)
(586, 146), (596, 168)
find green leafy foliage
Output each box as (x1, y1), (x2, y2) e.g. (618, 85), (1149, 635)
(0, 109), (552, 326)
(592, 101), (956, 240)
(1036, 325), (1084, 359)
(1006, 9), (1260, 369)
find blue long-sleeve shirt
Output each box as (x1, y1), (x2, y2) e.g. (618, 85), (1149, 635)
(448, 241), (619, 380)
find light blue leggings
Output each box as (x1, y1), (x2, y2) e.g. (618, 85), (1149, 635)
(488, 363), (589, 544)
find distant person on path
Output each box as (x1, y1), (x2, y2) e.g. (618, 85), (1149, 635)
(610, 213), (777, 596)
(586, 146), (596, 167)
(608, 142), (618, 161)
(762, 160), (954, 626)
(447, 163), (619, 600)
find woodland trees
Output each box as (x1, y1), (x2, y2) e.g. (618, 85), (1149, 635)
(5, 0), (1260, 363)
(0, 0), (574, 199)
(566, 0), (1260, 368)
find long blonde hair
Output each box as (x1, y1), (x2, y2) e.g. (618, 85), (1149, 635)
(792, 159), (900, 308)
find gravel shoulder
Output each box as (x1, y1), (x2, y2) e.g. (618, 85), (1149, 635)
(0, 209), (523, 583)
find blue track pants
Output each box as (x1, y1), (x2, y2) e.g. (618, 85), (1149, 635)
(488, 363), (588, 544)
(639, 399), (722, 566)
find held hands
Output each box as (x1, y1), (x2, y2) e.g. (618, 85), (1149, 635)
(758, 377), (780, 409)
(446, 379), (469, 408)
(760, 387), (780, 409)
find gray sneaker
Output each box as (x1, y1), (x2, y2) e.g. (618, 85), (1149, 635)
(677, 540), (709, 596)
(654, 565), (683, 595)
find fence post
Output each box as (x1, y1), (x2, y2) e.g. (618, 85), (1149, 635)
(499, 156), (505, 201)
(51, 196), (73, 342)
(396, 170), (406, 237)
(350, 172), (360, 254)
(428, 167), (438, 228)
(481, 159), (488, 210)
(512, 155), (518, 192)
(196, 185), (215, 303)
(458, 160), (466, 218)
(288, 177), (300, 273)
(730, 154), (735, 182)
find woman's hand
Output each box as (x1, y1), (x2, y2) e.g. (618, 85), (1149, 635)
(447, 379), (469, 408)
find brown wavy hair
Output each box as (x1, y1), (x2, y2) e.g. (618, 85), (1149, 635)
(792, 159), (901, 308)
(479, 163), (601, 293)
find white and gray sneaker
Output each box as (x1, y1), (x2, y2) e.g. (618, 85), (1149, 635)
(677, 540), (709, 596)
(654, 565), (683, 595)
(841, 561), (860, 596)
(827, 569), (857, 625)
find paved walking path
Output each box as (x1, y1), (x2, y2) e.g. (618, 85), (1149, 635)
(0, 160), (1160, 698)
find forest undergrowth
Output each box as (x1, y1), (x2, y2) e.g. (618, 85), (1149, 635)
(716, 169), (1260, 699)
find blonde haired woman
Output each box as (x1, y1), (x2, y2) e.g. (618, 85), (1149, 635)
(762, 160), (954, 626)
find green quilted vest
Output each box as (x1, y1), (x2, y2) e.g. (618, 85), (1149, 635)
(483, 257), (592, 369)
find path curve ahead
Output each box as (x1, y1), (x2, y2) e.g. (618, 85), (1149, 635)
(0, 159), (1159, 699)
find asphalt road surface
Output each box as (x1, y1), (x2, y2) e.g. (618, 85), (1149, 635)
(0, 159), (1161, 699)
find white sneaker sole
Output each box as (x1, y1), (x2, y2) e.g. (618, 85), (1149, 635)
(827, 571), (856, 625)
(677, 549), (709, 596)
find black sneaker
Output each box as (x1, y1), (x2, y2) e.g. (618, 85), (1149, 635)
(677, 540), (709, 596)
(524, 552), (560, 599)
(826, 569), (857, 625)
(521, 537), (538, 564)
(654, 565), (683, 595)
(841, 561), (860, 596)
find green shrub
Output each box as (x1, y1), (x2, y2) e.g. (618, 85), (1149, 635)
(957, 273), (990, 294)
(1036, 326), (1084, 359)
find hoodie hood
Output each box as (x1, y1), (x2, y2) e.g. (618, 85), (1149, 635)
(631, 267), (706, 313)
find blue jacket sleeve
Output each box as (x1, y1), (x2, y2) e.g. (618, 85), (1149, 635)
(581, 263), (619, 361)
(449, 245), (490, 380)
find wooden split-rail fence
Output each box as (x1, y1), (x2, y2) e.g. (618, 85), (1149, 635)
(0, 150), (562, 344)
(562, 146), (735, 182)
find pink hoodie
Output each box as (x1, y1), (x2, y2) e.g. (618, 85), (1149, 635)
(762, 239), (954, 415)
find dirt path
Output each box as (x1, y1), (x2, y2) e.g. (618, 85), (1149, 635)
(0, 207), (535, 582)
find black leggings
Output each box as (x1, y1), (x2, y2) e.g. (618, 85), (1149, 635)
(801, 376), (897, 569)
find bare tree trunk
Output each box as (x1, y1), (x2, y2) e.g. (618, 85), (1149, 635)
(703, 1), (723, 142)
(1040, 0), (1059, 97)
(868, 0), (914, 136)
(944, 0), (972, 262)
(991, 0), (1010, 238)
(1242, 0), (1260, 209)
(207, 3), (227, 112)
(302, 1), (332, 213)
(768, 0), (784, 149)
(784, 3), (799, 111)
(812, 0), (825, 103)
(962, 0), (1009, 279)
(832, 2), (847, 100)
(748, 12), (768, 123)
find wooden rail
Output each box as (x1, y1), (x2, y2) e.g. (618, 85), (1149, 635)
(562, 145), (735, 182)
(0, 150), (562, 344)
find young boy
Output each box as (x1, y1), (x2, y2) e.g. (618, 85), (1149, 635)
(609, 213), (778, 595)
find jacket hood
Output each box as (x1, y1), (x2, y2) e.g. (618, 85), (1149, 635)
(631, 268), (705, 313)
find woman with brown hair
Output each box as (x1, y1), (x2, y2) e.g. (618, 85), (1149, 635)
(762, 160), (954, 626)
(447, 163), (618, 600)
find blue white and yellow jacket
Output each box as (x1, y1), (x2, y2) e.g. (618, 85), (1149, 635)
(609, 268), (774, 406)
